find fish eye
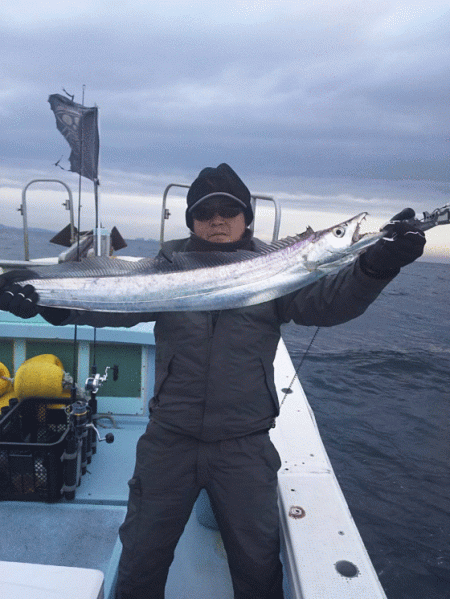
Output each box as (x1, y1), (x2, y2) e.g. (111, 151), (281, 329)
(332, 226), (346, 238)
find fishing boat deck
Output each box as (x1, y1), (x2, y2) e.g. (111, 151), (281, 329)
(0, 414), (235, 599)
(0, 312), (387, 599)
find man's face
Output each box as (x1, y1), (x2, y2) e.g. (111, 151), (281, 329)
(192, 200), (246, 243)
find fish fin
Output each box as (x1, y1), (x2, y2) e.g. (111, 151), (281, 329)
(169, 250), (258, 271)
(13, 256), (144, 279)
(252, 236), (306, 253)
(259, 228), (316, 253)
(169, 228), (316, 269)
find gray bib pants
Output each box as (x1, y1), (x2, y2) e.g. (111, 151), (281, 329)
(115, 421), (284, 599)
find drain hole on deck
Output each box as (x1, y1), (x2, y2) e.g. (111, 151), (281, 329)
(335, 560), (359, 578)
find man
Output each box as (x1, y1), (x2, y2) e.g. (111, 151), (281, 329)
(0, 164), (425, 598)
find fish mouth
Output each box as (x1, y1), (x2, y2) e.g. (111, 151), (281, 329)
(351, 213), (367, 243)
(336, 212), (369, 244)
(350, 212), (384, 246)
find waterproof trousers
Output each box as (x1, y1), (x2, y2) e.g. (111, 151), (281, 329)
(115, 421), (284, 599)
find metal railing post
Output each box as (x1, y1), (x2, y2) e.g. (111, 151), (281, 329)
(20, 179), (74, 260)
(160, 184), (190, 246)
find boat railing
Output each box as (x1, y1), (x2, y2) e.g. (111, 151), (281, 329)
(19, 179), (75, 261)
(159, 183), (282, 245)
(250, 193), (281, 242)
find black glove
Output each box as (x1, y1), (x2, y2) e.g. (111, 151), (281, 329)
(0, 281), (39, 319)
(0, 270), (70, 324)
(360, 208), (426, 279)
(40, 306), (71, 326)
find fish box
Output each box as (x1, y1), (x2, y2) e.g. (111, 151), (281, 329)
(0, 397), (75, 502)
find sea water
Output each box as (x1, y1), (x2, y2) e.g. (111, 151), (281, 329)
(281, 261), (450, 599)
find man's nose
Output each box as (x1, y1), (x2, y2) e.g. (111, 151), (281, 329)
(210, 212), (225, 223)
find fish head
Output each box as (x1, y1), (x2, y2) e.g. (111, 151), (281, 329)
(305, 212), (383, 267)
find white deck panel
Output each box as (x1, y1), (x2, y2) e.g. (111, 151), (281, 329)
(271, 341), (387, 599)
(0, 561), (104, 599)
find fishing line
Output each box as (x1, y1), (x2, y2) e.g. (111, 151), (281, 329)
(280, 326), (320, 408)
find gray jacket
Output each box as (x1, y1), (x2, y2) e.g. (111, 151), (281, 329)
(62, 236), (394, 441)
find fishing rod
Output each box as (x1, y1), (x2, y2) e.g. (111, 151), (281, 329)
(413, 203), (450, 230)
(383, 203), (450, 232)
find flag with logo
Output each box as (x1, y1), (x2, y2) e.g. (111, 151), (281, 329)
(48, 93), (99, 182)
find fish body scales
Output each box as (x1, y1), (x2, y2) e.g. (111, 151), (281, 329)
(3, 212), (382, 313)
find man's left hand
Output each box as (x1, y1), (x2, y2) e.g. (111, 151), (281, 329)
(360, 208), (426, 278)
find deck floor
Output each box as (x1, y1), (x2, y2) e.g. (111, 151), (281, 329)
(0, 415), (236, 599)
(0, 502), (126, 573)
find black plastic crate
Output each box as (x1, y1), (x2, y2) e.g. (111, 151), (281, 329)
(0, 397), (72, 502)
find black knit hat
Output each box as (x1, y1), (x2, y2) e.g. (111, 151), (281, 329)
(186, 163), (253, 230)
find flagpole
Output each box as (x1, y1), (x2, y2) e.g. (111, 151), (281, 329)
(77, 85), (85, 262)
(80, 87), (103, 256)
(93, 106), (107, 256)
(94, 100), (101, 255)
(76, 85), (103, 256)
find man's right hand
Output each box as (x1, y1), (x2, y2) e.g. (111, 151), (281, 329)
(0, 281), (40, 319)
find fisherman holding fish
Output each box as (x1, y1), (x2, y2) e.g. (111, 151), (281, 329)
(0, 164), (425, 599)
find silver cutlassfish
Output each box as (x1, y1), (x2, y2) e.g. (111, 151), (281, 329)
(1, 206), (448, 312)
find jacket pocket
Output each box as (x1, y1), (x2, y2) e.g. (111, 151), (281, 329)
(153, 351), (174, 397)
(149, 352), (174, 414)
(260, 357), (280, 416)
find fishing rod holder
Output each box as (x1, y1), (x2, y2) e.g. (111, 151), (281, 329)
(63, 396), (114, 500)
(93, 227), (111, 256)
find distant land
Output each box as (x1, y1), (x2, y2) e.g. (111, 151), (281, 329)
(1, 223), (446, 266)
(0, 224), (161, 261)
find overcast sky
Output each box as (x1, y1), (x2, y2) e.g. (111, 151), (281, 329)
(1, 0), (449, 261)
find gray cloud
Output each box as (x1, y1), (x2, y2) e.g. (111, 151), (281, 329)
(0, 3), (449, 258)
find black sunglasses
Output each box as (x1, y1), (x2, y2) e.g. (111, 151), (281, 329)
(192, 203), (244, 221)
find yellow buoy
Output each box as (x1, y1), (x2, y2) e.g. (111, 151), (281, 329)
(23, 354), (64, 369)
(14, 355), (69, 400)
(0, 362), (13, 397)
